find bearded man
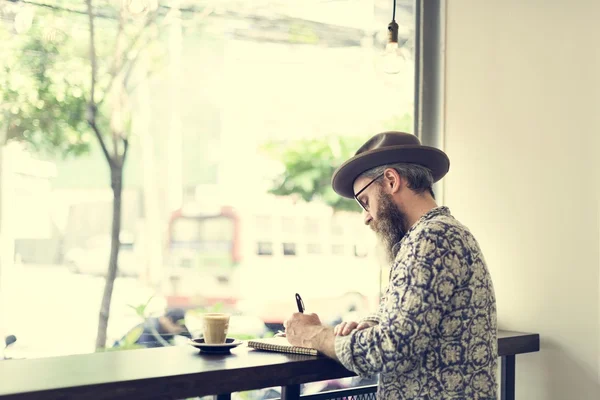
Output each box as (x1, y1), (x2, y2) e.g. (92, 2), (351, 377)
(284, 132), (498, 399)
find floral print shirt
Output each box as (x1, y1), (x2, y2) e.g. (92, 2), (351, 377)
(335, 207), (498, 399)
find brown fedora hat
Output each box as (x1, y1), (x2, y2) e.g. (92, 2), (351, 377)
(331, 132), (450, 198)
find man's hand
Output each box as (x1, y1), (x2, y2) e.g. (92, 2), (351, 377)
(283, 313), (326, 348)
(333, 320), (377, 336)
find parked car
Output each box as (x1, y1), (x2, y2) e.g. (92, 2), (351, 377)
(64, 232), (140, 277)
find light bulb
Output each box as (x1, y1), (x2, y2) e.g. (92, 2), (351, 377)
(381, 41), (404, 74)
(379, 20), (405, 75)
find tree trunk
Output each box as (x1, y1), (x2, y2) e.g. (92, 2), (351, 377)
(95, 164), (123, 349)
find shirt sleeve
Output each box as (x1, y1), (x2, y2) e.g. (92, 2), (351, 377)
(358, 293), (386, 325)
(358, 313), (381, 325)
(334, 231), (462, 377)
(358, 265), (393, 326)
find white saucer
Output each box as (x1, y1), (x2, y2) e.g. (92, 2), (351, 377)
(189, 338), (243, 354)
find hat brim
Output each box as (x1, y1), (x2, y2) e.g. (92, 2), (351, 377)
(331, 145), (450, 198)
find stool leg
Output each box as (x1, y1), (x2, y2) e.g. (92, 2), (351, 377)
(501, 355), (516, 400)
(281, 384), (301, 400)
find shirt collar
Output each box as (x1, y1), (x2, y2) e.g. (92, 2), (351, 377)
(392, 206), (451, 255)
(417, 206), (451, 222)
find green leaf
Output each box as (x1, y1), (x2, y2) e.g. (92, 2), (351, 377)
(123, 326), (144, 346)
(261, 135), (365, 212)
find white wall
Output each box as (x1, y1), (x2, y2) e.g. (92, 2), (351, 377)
(442, 0), (600, 399)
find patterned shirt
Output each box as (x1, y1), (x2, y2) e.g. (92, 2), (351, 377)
(335, 207), (497, 399)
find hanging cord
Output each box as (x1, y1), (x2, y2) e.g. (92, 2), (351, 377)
(388, 0), (399, 43)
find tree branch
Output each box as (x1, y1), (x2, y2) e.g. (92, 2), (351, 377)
(126, 61), (167, 94)
(101, 2), (214, 103)
(89, 119), (114, 167)
(111, 3), (126, 88)
(97, 7), (162, 107)
(112, 130), (119, 159)
(122, 36), (153, 88)
(101, 1), (125, 116)
(123, 4), (213, 90)
(86, 0), (97, 106)
(122, 136), (129, 163)
(86, 0), (113, 167)
(109, 5), (125, 157)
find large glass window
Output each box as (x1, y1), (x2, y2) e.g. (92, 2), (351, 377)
(0, 2), (415, 383)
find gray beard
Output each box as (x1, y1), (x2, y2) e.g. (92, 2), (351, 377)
(372, 192), (408, 265)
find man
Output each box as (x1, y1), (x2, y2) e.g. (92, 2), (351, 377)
(116, 308), (191, 349)
(284, 132), (497, 399)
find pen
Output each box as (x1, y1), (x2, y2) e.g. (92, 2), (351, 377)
(295, 293), (305, 313)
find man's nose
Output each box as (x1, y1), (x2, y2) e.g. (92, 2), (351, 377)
(363, 210), (372, 225)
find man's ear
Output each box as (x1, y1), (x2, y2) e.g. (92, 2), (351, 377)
(383, 168), (403, 194)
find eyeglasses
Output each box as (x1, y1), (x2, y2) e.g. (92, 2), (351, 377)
(353, 173), (384, 212)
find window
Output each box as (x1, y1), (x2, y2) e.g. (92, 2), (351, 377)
(282, 243), (297, 256)
(257, 242), (274, 256)
(354, 244), (368, 258)
(332, 244), (345, 255)
(306, 243), (322, 255)
(304, 218), (319, 235)
(0, 0), (414, 362)
(255, 216), (273, 234)
(331, 221), (345, 236)
(281, 217), (297, 234)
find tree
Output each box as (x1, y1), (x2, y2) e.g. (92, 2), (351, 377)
(84, 0), (201, 349)
(85, 0), (132, 349)
(0, 0), (209, 349)
(262, 136), (364, 213)
(263, 113), (413, 212)
(0, 8), (89, 155)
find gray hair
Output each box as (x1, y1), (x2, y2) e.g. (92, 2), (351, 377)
(357, 163), (435, 198)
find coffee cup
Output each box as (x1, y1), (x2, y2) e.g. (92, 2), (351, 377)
(202, 313), (230, 344)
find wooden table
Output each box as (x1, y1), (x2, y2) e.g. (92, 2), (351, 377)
(0, 330), (539, 400)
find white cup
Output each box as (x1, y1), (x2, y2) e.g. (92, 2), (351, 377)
(202, 313), (230, 344)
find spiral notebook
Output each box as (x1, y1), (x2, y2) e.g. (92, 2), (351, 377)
(246, 337), (319, 356)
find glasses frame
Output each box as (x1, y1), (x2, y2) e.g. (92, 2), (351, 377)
(353, 173), (384, 212)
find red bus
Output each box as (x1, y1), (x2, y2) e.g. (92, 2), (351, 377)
(165, 205), (241, 310)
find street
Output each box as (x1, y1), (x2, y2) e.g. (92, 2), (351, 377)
(1, 264), (163, 359)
